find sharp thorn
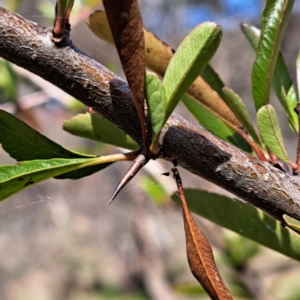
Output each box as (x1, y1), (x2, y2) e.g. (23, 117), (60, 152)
(109, 152), (149, 203)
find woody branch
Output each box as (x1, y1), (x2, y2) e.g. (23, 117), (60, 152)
(0, 7), (300, 222)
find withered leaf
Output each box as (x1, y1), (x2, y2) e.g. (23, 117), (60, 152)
(102, 0), (148, 148)
(172, 168), (233, 300)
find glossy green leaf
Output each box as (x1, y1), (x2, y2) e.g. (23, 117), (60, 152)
(251, 0), (294, 111)
(182, 95), (252, 152)
(144, 72), (166, 148)
(0, 157), (98, 200)
(63, 113), (138, 150)
(257, 104), (289, 162)
(163, 22), (222, 121)
(0, 110), (110, 179)
(222, 87), (262, 146)
(241, 23), (298, 133)
(171, 189), (300, 261)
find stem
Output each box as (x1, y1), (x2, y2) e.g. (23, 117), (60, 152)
(1, 7), (300, 221)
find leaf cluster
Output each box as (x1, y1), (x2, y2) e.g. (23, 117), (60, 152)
(1, 0), (300, 298)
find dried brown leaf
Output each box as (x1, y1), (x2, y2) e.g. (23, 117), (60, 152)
(102, 0), (148, 148)
(172, 168), (233, 300)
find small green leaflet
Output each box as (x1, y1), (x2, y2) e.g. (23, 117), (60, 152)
(171, 189), (300, 261)
(241, 23), (298, 133)
(257, 104), (289, 162)
(144, 72), (166, 149)
(63, 113), (138, 150)
(0, 110), (110, 179)
(57, 0), (74, 14)
(163, 22), (222, 122)
(222, 87), (262, 147)
(251, 0), (294, 111)
(182, 95), (252, 152)
(0, 158), (96, 200)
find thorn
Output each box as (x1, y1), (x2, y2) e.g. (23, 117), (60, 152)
(161, 172), (170, 177)
(109, 152), (149, 203)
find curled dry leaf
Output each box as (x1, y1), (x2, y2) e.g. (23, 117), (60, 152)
(102, 0), (149, 149)
(172, 168), (233, 300)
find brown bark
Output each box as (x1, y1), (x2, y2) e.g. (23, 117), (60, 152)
(0, 7), (300, 222)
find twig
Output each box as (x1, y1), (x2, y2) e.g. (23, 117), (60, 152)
(0, 7), (300, 221)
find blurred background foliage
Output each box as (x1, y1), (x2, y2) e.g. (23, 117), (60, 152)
(1, 0), (300, 299)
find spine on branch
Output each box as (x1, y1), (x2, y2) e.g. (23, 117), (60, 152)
(0, 6), (300, 221)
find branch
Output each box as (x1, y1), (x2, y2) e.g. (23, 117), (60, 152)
(0, 6), (300, 222)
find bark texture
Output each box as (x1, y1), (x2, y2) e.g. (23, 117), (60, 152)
(0, 7), (300, 222)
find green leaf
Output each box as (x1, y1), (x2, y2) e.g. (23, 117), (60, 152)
(57, 0), (74, 13)
(296, 51), (300, 103)
(281, 86), (298, 134)
(222, 87), (262, 146)
(201, 64), (226, 103)
(63, 113), (138, 150)
(257, 104), (289, 162)
(241, 23), (298, 133)
(139, 175), (168, 205)
(0, 110), (110, 179)
(0, 158), (97, 200)
(182, 95), (252, 152)
(171, 189), (300, 261)
(163, 22), (222, 121)
(283, 215), (300, 234)
(251, 0), (294, 111)
(0, 60), (18, 101)
(144, 72), (166, 148)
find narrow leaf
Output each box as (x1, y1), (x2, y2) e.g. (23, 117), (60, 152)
(63, 113), (138, 150)
(0, 158), (95, 200)
(172, 169), (233, 299)
(241, 23), (298, 133)
(0, 152), (133, 201)
(257, 104), (289, 162)
(171, 190), (300, 262)
(182, 95), (252, 152)
(144, 72), (166, 150)
(0, 110), (110, 179)
(163, 22), (222, 121)
(251, 0), (294, 111)
(102, 0), (148, 148)
(222, 87), (262, 146)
